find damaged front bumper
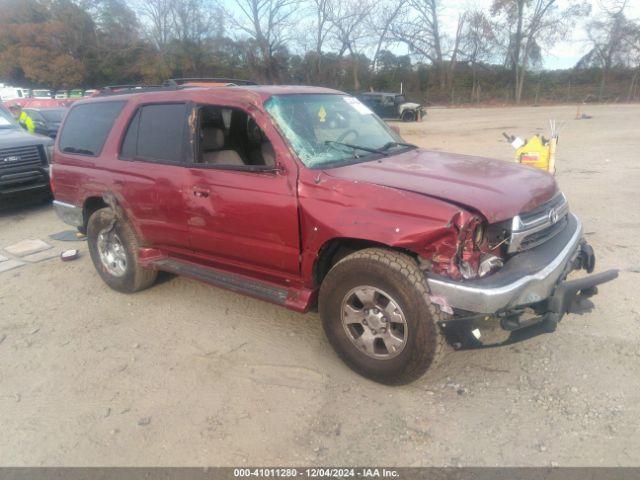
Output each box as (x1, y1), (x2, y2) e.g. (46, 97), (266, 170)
(426, 213), (617, 338)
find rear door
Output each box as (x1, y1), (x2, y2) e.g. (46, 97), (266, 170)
(116, 102), (192, 249)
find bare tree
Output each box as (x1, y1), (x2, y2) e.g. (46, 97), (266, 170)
(492, 0), (590, 103)
(459, 10), (497, 102)
(369, 0), (407, 71)
(172, 0), (222, 44)
(137, 0), (174, 55)
(388, 0), (446, 90)
(627, 22), (640, 100)
(328, 0), (375, 91)
(446, 12), (466, 99)
(306, 0), (334, 80)
(579, 1), (637, 99)
(219, 0), (301, 83)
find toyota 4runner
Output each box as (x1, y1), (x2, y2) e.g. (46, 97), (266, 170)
(51, 84), (617, 384)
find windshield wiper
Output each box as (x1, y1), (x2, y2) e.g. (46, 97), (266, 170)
(325, 140), (389, 157)
(380, 141), (418, 151)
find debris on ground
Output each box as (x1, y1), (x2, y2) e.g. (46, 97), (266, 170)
(60, 249), (80, 261)
(4, 239), (52, 257)
(22, 250), (59, 263)
(137, 417), (151, 426)
(0, 259), (25, 273)
(575, 104), (593, 120)
(49, 231), (87, 242)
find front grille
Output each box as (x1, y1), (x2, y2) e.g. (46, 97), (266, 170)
(519, 215), (568, 250)
(508, 193), (569, 253)
(0, 145), (45, 172)
(0, 145), (48, 193)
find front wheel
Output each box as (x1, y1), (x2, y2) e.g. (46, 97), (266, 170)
(401, 110), (416, 122)
(87, 207), (157, 293)
(319, 249), (447, 384)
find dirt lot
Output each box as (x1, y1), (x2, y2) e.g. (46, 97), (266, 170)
(1, 104), (639, 466)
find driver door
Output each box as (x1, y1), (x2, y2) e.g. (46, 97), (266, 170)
(185, 103), (301, 280)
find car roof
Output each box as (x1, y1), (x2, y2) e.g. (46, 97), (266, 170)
(24, 107), (67, 111)
(78, 84), (345, 105)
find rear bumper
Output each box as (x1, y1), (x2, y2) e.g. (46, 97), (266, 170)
(427, 214), (616, 314)
(53, 200), (83, 227)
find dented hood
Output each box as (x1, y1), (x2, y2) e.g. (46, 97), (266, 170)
(324, 148), (558, 223)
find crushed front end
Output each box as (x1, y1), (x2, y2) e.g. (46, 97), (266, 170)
(421, 194), (618, 347)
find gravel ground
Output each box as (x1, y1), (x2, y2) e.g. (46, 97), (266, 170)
(0, 104), (638, 466)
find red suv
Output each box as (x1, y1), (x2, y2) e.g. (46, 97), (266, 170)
(51, 83), (617, 384)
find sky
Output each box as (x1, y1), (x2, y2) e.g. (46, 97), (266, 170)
(434, 0), (640, 69)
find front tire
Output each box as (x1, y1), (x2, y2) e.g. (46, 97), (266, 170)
(401, 110), (416, 122)
(319, 248), (447, 385)
(87, 207), (157, 293)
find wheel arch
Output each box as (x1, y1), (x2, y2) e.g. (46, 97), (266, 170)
(313, 237), (418, 288)
(82, 192), (141, 240)
(82, 196), (108, 232)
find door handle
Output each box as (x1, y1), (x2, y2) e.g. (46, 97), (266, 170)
(192, 187), (210, 198)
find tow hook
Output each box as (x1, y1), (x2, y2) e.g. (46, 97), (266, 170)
(577, 242), (596, 273)
(546, 268), (619, 329)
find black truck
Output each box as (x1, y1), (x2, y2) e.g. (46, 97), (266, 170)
(0, 104), (53, 203)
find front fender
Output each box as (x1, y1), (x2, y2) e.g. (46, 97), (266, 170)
(298, 169), (467, 286)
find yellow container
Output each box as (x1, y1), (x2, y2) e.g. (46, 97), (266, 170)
(515, 134), (551, 172)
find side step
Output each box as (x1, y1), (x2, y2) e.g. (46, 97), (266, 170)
(152, 257), (290, 306)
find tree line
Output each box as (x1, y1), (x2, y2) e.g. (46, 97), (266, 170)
(0, 0), (639, 104)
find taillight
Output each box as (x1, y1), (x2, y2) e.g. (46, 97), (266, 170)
(49, 163), (55, 195)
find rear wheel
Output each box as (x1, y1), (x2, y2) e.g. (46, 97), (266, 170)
(319, 248), (447, 384)
(87, 208), (157, 293)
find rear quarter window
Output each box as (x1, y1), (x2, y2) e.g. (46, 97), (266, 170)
(120, 103), (187, 163)
(58, 101), (125, 156)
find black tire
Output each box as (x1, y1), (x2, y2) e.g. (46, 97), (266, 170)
(87, 207), (157, 293)
(401, 110), (416, 122)
(319, 248), (448, 385)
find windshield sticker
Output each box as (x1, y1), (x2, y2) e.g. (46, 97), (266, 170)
(343, 96), (373, 115)
(318, 106), (327, 122)
(0, 117), (11, 126)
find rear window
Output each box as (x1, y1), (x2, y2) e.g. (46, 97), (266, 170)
(120, 103), (187, 163)
(59, 101), (125, 156)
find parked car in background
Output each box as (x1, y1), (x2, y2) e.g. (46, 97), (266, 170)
(0, 103), (52, 202)
(358, 92), (425, 122)
(21, 107), (67, 138)
(84, 89), (98, 97)
(0, 86), (28, 101)
(69, 89), (84, 98)
(51, 82), (616, 384)
(32, 89), (53, 99)
(55, 90), (68, 99)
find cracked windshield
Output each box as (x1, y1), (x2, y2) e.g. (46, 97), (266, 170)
(265, 94), (412, 168)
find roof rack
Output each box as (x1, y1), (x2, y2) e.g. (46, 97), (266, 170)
(96, 84), (180, 96)
(166, 78), (258, 86)
(93, 77), (258, 97)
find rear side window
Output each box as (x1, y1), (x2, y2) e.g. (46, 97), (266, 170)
(59, 101), (125, 156)
(120, 103), (187, 163)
